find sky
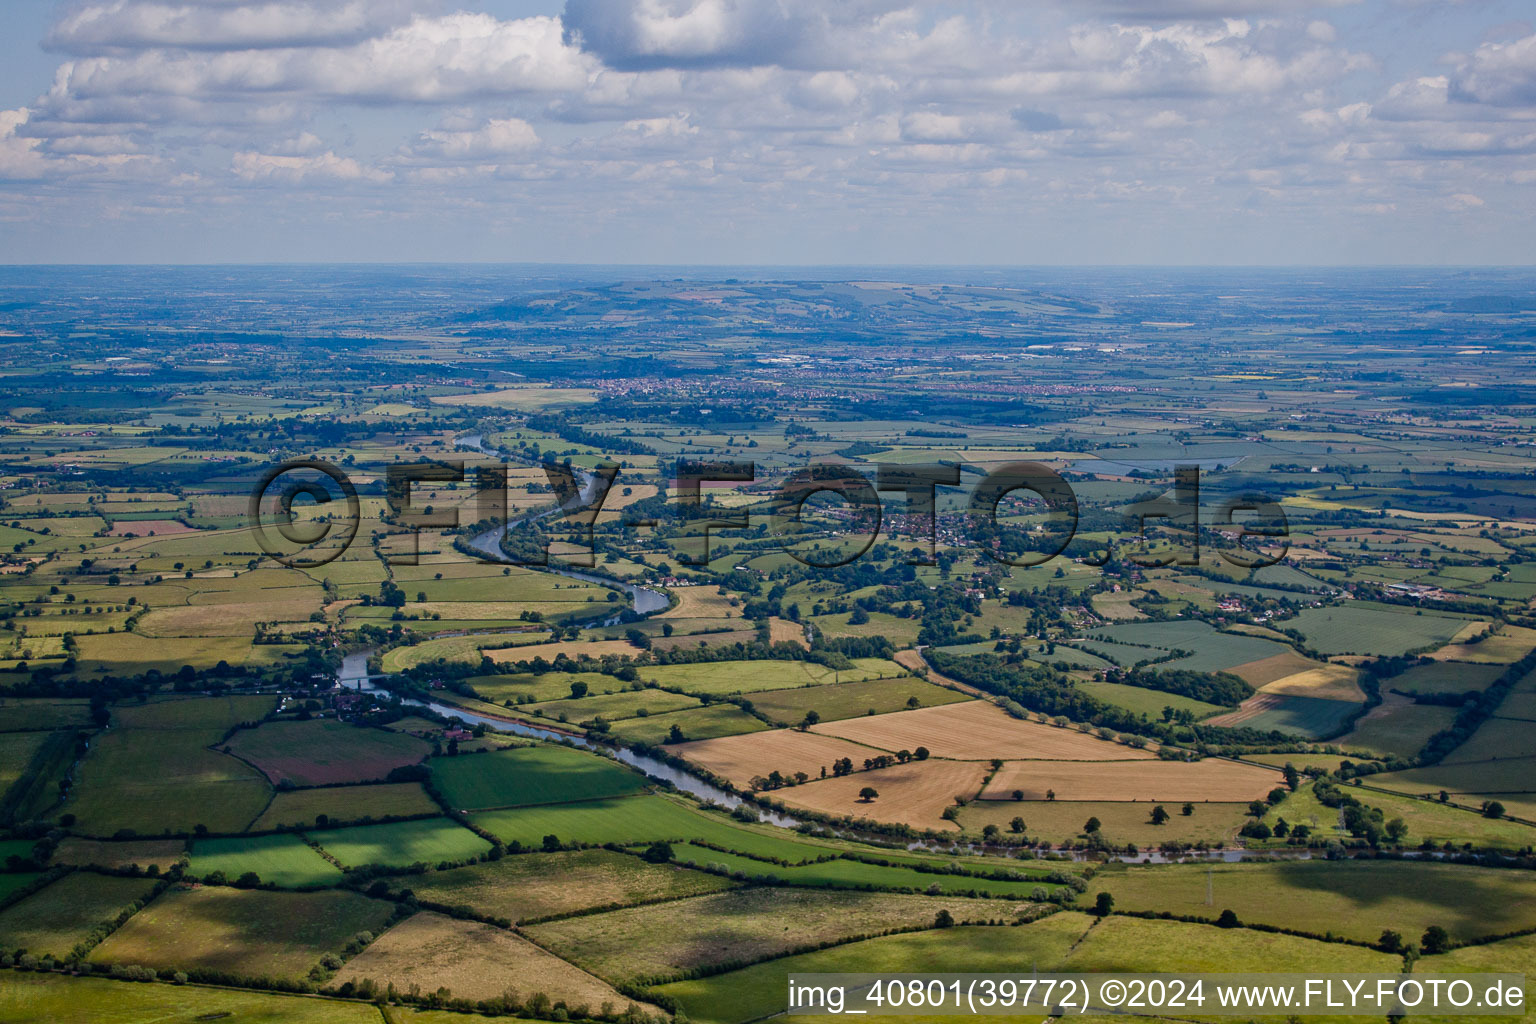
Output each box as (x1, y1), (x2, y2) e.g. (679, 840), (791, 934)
(0, 0), (1533, 265)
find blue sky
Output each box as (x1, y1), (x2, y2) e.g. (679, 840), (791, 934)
(1, 0), (1533, 264)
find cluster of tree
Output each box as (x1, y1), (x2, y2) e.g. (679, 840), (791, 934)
(1419, 648), (1536, 763)
(1106, 667), (1253, 707)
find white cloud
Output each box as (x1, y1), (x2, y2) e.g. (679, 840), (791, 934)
(407, 117), (540, 160)
(232, 149), (390, 183)
(47, 0), (418, 55)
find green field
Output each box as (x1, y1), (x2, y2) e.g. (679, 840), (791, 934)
(251, 782), (440, 830)
(741, 677), (970, 725)
(526, 887), (1022, 984)
(1076, 681), (1226, 719)
(1090, 620), (1290, 672)
(0, 972), (385, 1024)
(606, 704), (768, 744)
(308, 817), (493, 869)
(1268, 782), (1536, 851)
(1388, 661), (1505, 695)
(89, 884), (396, 981)
(430, 744), (648, 811)
(189, 834), (342, 889)
(1340, 704), (1459, 758)
(224, 719), (431, 787)
(0, 872), (158, 959)
(641, 658), (909, 696)
(1230, 694), (1363, 738)
(0, 699), (90, 732)
(1098, 859), (1536, 943)
(474, 794), (836, 859)
(66, 696), (278, 836)
(525, 688), (702, 723)
(660, 911), (1402, 1024)
(395, 848), (735, 923)
(672, 843), (1060, 897)
(1285, 604), (1472, 657)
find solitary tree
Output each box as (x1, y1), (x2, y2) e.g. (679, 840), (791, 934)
(641, 841), (674, 864)
(667, 723), (686, 744)
(1421, 926), (1451, 955)
(1012, 789), (1024, 801)
(1150, 805), (1169, 825)
(1378, 930), (1405, 954)
(1094, 892), (1115, 917)
(859, 786), (879, 802)
(1482, 800), (1506, 819)
(1216, 909), (1240, 928)
(569, 681), (589, 699)
(934, 908), (955, 928)
(1084, 816), (1101, 834)
(799, 710), (821, 731)
(914, 746), (930, 761)
(1182, 802), (1195, 816)
(1009, 816), (1026, 834)
(982, 824), (1001, 842)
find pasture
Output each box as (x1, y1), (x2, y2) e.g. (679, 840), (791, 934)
(812, 701), (1157, 761)
(1338, 702), (1458, 758)
(607, 704), (768, 745)
(251, 781), (439, 830)
(525, 688), (701, 723)
(742, 677), (970, 725)
(1098, 860), (1536, 944)
(188, 834), (341, 888)
(0, 872), (158, 959)
(395, 848), (735, 923)
(525, 888), (1015, 984)
(672, 844), (1059, 898)
(224, 719), (431, 787)
(0, 973), (383, 1023)
(89, 884), (395, 980)
(50, 838), (186, 872)
(655, 915), (1094, 1024)
(334, 910), (642, 1009)
(472, 794), (823, 858)
(308, 818), (492, 869)
(640, 658), (908, 695)
(1205, 693), (1361, 738)
(1075, 681), (1225, 719)
(429, 745), (648, 811)
(1284, 603), (1470, 657)
(66, 696), (278, 836)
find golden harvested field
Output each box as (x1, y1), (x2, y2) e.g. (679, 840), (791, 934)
(333, 911), (642, 1010)
(812, 701), (1155, 761)
(980, 758), (1279, 802)
(1431, 625), (1536, 663)
(1091, 590), (1149, 621)
(661, 586), (741, 619)
(487, 639), (640, 664)
(766, 617), (808, 647)
(1259, 662), (1364, 701)
(674, 730), (893, 787)
(1228, 650), (1325, 687)
(774, 759), (988, 830)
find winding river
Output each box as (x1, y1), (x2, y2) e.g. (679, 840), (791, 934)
(346, 436), (1307, 863)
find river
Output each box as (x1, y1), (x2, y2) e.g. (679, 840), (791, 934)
(350, 440), (1302, 864)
